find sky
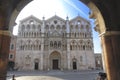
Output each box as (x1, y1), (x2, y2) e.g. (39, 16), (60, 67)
(13, 0), (102, 53)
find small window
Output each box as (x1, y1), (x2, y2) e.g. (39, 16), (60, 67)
(81, 25), (84, 29)
(38, 25), (41, 31)
(21, 25), (25, 31)
(75, 25), (78, 29)
(54, 20), (57, 24)
(83, 45), (85, 50)
(77, 20), (81, 24)
(56, 25), (60, 30)
(50, 25), (54, 29)
(50, 41), (53, 47)
(30, 20), (34, 24)
(9, 54), (13, 59)
(11, 44), (14, 50)
(45, 25), (49, 29)
(70, 25), (73, 29)
(27, 24), (30, 30)
(62, 25), (66, 30)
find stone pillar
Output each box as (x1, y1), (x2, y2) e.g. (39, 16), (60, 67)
(0, 30), (11, 80)
(0, 14), (11, 80)
(40, 17), (45, 70)
(100, 31), (120, 80)
(66, 16), (70, 34)
(67, 40), (70, 70)
(40, 38), (44, 70)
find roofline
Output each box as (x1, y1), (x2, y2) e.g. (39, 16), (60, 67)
(45, 15), (66, 22)
(69, 15), (90, 23)
(20, 15), (42, 23)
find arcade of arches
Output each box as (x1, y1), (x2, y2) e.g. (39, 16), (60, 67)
(0, 0), (120, 80)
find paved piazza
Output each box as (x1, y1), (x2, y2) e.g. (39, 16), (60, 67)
(6, 70), (103, 80)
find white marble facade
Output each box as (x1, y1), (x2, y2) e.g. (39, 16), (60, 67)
(15, 15), (95, 71)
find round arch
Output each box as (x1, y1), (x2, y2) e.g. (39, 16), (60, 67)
(49, 51), (61, 70)
(8, 0), (106, 34)
(9, 0), (33, 32)
(8, 0), (106, 73)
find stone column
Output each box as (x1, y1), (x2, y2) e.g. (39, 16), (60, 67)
(100, 31), (120, 80)
(66, 16), (70, 70)
(67, 40), (70, 70)
(40, 38), (44, 70)
(40, 17), (45, 70)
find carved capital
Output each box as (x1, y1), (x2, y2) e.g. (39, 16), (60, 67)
(89, 11), (96, 19)
(94, 26), (100, 33)
(0, 30), (11, 36)
(99, 31), (120, 37)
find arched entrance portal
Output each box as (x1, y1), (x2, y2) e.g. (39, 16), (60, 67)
(34, 59), (39, 70)
(49, 51), (61, 70)
(72, 58), (77, 70)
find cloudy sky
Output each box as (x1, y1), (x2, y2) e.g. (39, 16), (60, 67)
(13, 0), (101, 53)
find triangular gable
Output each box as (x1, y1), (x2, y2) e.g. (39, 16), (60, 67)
(20, 15), (42, 24)
(46, 15), (66, 23)
(70, 15), (90, 23)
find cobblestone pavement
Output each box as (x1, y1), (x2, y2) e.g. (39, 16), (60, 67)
(7, 70), (103, 80)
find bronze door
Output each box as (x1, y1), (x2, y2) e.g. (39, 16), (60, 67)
(34, 62), (39, 70)
(73, 62), (77, 70)
(53, 59), (59, 69)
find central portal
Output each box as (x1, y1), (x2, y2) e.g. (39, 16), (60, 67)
(50, 51), (61, 70)
(53, 59), (59, 69)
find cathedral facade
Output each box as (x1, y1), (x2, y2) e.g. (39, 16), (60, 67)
(15, 15), (95, 71)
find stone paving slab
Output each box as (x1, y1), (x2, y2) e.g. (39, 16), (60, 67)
(15, 76), (64, 80)
(7, 70), (103, 80)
